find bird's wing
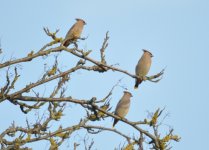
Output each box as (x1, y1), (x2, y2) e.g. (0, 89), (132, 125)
(115, 98), (130, 115)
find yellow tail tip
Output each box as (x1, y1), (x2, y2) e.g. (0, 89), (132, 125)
(134, 87), (138, 90)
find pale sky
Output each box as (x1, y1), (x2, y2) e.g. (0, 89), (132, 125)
(1, 0), (209, 149)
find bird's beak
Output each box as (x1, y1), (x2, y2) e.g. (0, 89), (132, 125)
(83, 20), (87, 25)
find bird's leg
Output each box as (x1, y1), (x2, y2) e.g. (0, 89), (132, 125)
(136, 75), (144, 81)
(72, 42), (78, 49)
(142, 76), (146, 81)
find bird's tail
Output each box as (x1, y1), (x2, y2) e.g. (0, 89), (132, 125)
(112, 119), (119, 128)
(134, 79), (142, 89)
(62, 39), (71, 47)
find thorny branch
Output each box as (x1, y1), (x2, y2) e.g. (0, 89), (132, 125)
(0, 28), (179, 150)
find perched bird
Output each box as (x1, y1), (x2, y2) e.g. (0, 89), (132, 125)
(62, 18), (86, 47)
(113, 91), (132, 127)
(134, 49), (153, 89)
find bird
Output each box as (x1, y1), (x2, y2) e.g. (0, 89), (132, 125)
(134, 49), (153, 89)
(62, 18), (86, 47)
(113, 91), (132, 127)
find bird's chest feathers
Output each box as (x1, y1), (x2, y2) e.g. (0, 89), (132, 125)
(136, 57), (151, 75)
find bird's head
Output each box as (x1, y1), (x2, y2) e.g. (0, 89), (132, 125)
(124, 91), (133, 97)
(75, 18), (87, 25)
(142, 49), (153, 57)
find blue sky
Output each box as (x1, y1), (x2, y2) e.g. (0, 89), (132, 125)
(1, 0), (209, 149)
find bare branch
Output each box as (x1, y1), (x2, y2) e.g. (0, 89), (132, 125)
(0, 27), (179, 150)
(81, 125), (131, 143)
(100, 31), (109, 64)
